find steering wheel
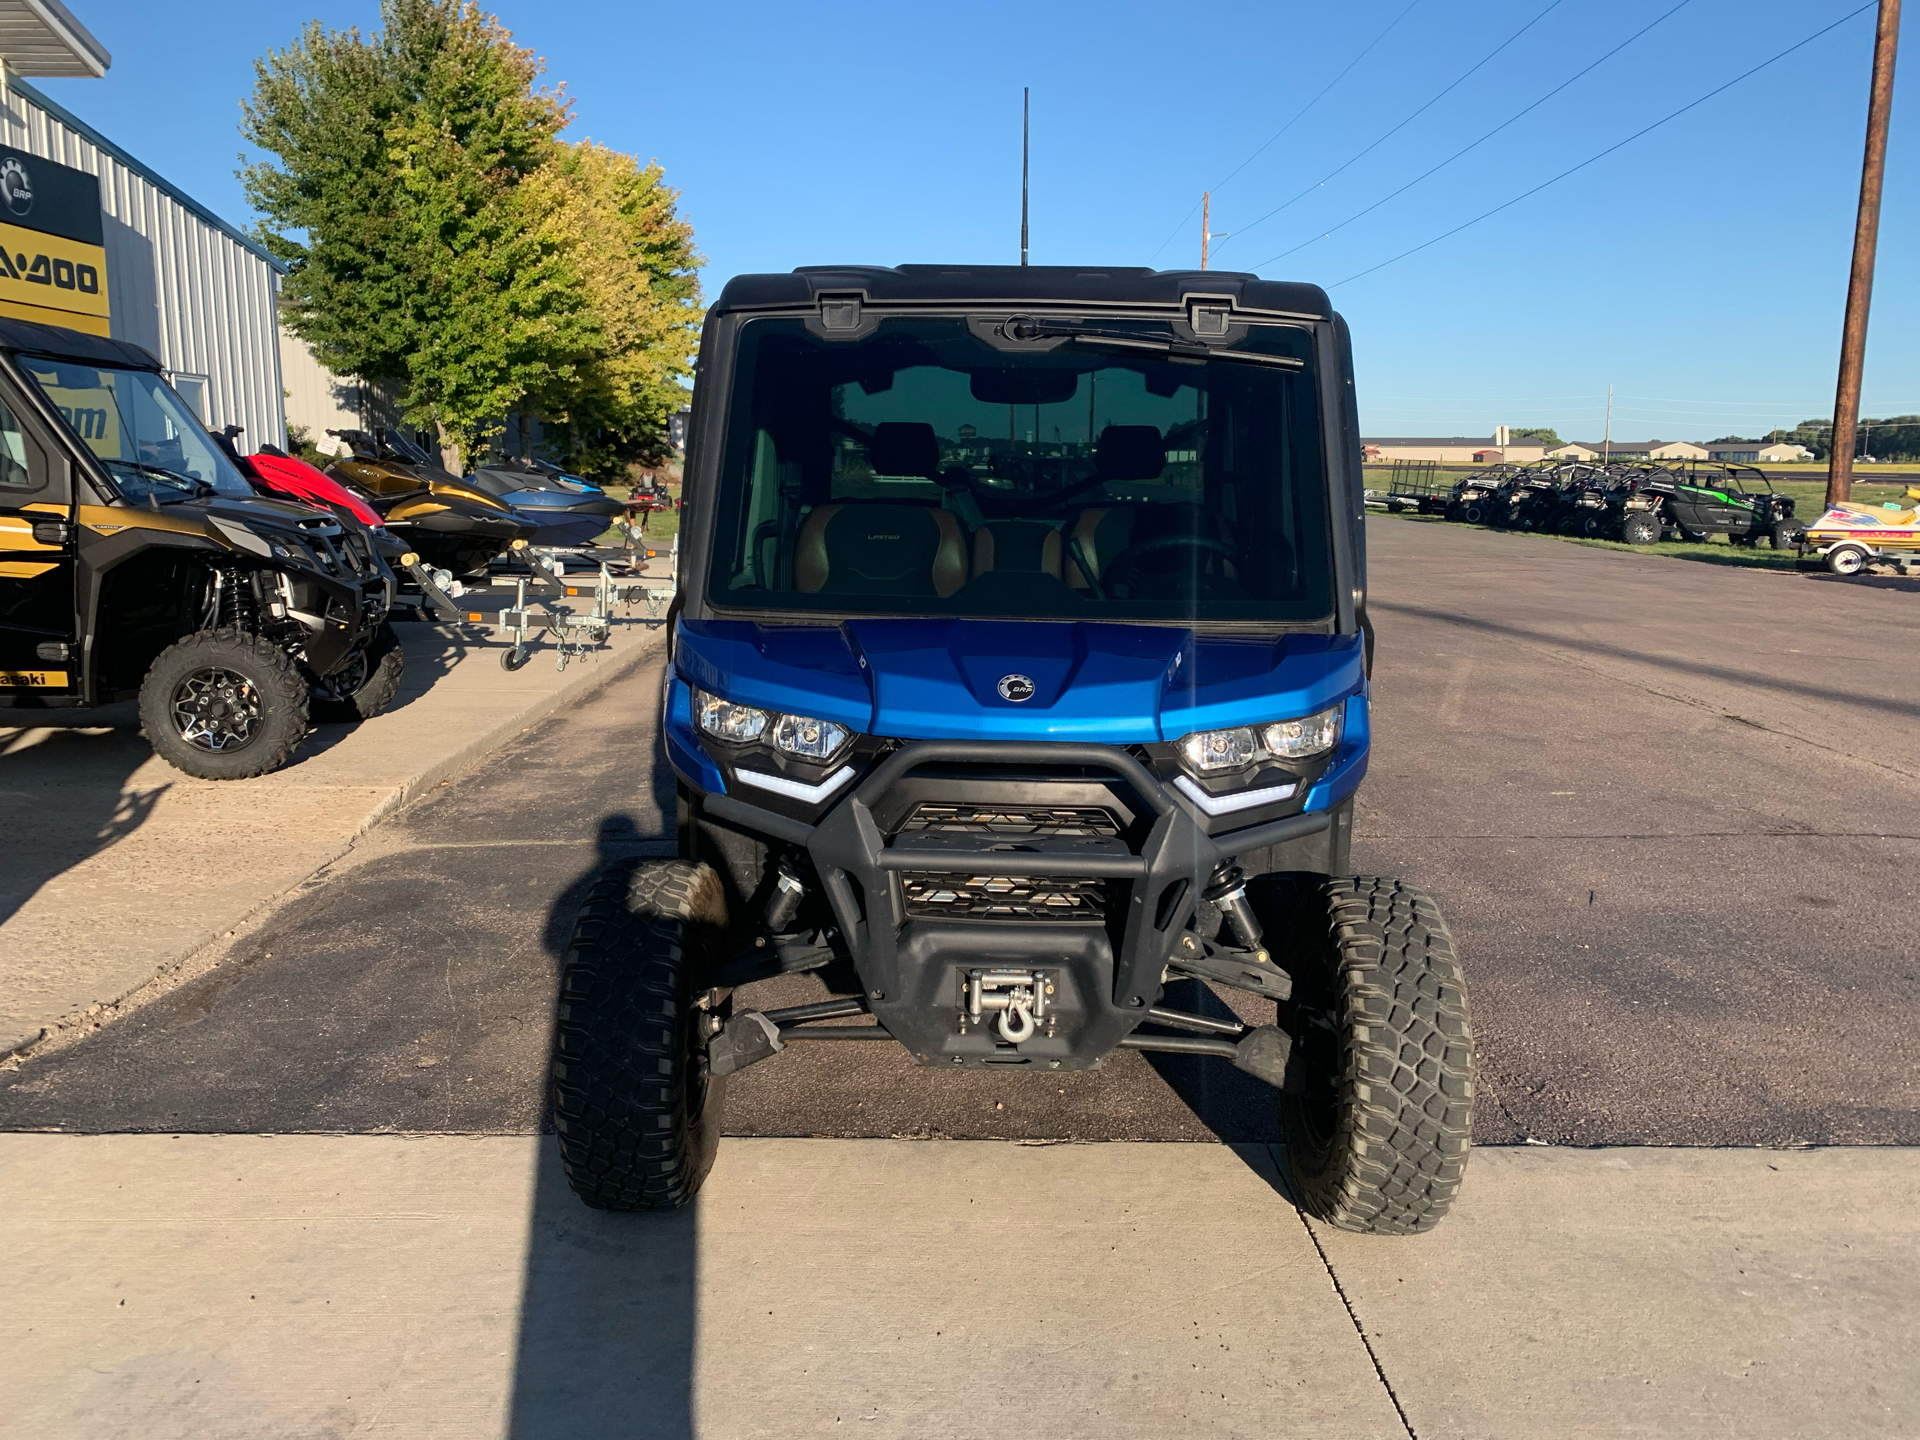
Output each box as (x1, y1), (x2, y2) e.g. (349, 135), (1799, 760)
(1100, 533), (1238, 598)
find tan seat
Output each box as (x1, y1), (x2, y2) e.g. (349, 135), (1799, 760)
(793, 503), (968, 598)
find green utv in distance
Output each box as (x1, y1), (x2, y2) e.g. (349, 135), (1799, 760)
(1634, 463), (1798, 548)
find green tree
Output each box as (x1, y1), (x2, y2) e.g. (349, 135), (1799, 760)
(241, 0), (589, 463)
(524, 140), (703, 477)
(1508, 426), (1561, 447)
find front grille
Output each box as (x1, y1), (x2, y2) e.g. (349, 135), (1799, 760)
(900, 804), (1119, 839)
(901, 871), (1108, 921)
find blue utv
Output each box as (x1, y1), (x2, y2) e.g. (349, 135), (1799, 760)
(552, 266), (1474, 1234)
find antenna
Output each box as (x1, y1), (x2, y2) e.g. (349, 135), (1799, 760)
(1021, 87), (1030, 266)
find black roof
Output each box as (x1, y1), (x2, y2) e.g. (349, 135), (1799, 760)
(711, 265), (1332, 319)
(0, 317), (162, 370)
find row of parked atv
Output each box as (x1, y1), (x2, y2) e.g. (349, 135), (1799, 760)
(1441, 460), (1798, 549)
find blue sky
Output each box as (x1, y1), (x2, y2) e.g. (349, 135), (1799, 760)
(41, 0), (1915, 442)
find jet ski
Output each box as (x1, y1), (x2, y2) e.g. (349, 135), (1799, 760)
(325, 428), (536, 578)
(463, 456), (626, 549)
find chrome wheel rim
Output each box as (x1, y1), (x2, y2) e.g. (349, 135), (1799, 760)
(170, 666), (263, 751)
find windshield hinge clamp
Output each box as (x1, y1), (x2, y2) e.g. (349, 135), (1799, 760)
(1187, 299), (1233, 338)
(818, 292), (863, 332)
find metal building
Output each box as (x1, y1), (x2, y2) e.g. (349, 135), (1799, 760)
(0, 2), (287, 448)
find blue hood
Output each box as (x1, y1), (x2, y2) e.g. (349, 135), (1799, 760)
(675, 618), (1363, 743)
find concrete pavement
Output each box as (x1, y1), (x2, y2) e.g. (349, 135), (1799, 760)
(4, 1135), (1913, 1440)
(0, 603), (666, 1059)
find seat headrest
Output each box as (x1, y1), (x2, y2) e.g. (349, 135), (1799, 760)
(869, 422), (940, 479)
(1095, 425), (1166, 482)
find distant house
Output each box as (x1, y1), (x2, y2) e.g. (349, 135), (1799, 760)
(1362, 427), (1548, 463)
(1552, 439), (1710, 461)
(1547, 442), (1601, 460)
(1706, 440), (1812, 462)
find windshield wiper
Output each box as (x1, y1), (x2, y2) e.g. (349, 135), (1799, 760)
(1003, 318), (1303, 370)
(104, 459), (216, 500)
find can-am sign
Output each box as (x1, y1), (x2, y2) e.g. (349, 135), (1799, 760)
(0, 145), (108, 337)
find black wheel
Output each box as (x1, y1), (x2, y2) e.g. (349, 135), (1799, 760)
(1271, 876), (1474, 1235)
(310, 622), (405, 722)
(1770, 522), (1797, 552)
(1443, 502), (1464, 522)
(1679, 527), (1709, 544)
(139, 627), (310, 780)
(551, 860), (733, 1211)
(1620, 512), (1660, 546)
(500, 644), (530, 672)
(1462, 503), (1486, 525)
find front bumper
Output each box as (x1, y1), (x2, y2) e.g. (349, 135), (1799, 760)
(684, 726), (1365, 1069)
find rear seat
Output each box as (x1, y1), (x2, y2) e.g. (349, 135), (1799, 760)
(1064, 425), (1164, 590)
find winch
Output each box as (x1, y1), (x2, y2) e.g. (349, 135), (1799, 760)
(959, 968), (1055, 1044)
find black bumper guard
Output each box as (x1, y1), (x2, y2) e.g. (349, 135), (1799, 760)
(703, 741), (1327, 1064)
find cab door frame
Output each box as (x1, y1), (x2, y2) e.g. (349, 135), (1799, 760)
(0, 373), (77, 700)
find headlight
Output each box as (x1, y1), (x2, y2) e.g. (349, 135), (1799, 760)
(1181, 727), (1258, 773)
(1261, 706), (1343, 759)
(773, 712), (850, 760)
(1177, 705), (1345, 775)
(695, 689), (769, 743)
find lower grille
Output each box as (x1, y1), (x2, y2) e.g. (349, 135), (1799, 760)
(901, 871), (1108, 921)
(900, 804), (1119, 838)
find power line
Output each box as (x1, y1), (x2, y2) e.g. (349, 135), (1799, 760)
(1143, 1), (1422, 263)
(1247, 0), (1696, 271)
(1328, 2), (1878, 288)
(1214, 0), (1568, 257)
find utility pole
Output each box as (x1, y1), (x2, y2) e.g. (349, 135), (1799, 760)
(1200, 192), (1229, 270)
(1827, 0), (1901, 508)
(1020, 87), (1030, 266)
(1603, 384), (1613, 462)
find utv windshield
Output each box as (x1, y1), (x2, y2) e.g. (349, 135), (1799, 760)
(21, 358), (254, 504)
(707, 316), (1333, 623)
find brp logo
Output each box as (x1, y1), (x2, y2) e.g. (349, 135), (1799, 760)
(0, 159), (32, 218)
(997, 673), (1035, 703)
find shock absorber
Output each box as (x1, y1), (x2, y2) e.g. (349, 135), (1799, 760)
(1204, 861), (1270, 965)
(762, 858), (807, 933)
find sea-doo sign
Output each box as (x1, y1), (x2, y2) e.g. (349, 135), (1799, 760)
(0, 145), (109, 336)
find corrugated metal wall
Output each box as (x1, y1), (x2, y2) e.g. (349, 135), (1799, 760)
(279, 324), (362, 446)
(0, 72), (287, 449)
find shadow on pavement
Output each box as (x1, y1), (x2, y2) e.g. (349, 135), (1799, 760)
(505, 1143), (697, 1440)
(0, 719), (163, 930)
(1137, 975), (1284, 1146)
(507, 809), (697, 1437)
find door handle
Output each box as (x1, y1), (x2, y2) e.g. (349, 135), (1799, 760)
(30, 520), (70, 545)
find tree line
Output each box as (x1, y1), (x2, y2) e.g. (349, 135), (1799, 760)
(242, 0), (700, 478)
(1743, 418), (1920, 463)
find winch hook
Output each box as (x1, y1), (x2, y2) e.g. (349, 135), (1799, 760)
(996, 1001), (1036, 1044)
